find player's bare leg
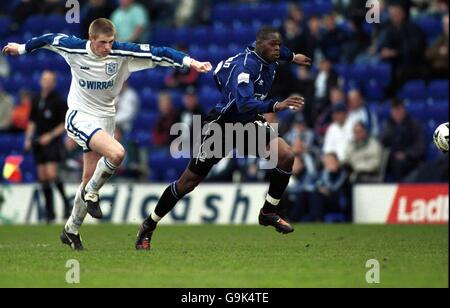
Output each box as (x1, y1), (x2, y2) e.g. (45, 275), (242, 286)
(82, 130), (125, 219)
(258, 137), (295, 234)
(136, 169), (204, 250)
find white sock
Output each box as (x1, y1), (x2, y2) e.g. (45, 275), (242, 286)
(65, 184), (87, 235)
(85, 157), (117, 194)
(266, 194), (280, 206)
(151, 212), (162, 222)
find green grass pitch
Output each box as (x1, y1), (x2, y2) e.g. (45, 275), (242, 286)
(0, 224), (447, 288)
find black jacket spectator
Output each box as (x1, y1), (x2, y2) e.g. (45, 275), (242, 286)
(381, 100), (426, 182)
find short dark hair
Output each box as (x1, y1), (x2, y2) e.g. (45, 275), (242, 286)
(256, 26), (280, 41)
(390, 97), (405, 109)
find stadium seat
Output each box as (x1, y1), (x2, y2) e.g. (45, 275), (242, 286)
(199, 86), (222, 111)
(398, 80), (427, 100)
(427, 80), (449, 100)
(373, 101), (391, 124)
(22, 15), (47, 35)
(44, 15), (67, 33)
(133, 112), (159, 132)
(129, 130), (153, 148)
(404, 100), (427, 121)
(370, 63), (392, 87)
(426, 142), (442, 161)
(0, 17), (11, 37)
(364, 80), (384, 101)
(415, 16), (443, 43)
(426, 100), (449, 123)
(324, 213), (346, 223)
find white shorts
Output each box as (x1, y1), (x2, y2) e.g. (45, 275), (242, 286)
(65, 109), (115, 152)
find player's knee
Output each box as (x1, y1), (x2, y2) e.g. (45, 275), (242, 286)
(109, 146), (126, 166)
(279, 148), (295, 170)
(178, 177), (201, 195)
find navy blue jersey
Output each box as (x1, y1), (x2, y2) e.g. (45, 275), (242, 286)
(213, 43), (294, 123)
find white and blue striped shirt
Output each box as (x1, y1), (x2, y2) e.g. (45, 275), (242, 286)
(18, 33), (192, 117)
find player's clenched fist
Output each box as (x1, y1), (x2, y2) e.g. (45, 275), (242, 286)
(190, 60), (213, 73)
(2, 43), (21, 56)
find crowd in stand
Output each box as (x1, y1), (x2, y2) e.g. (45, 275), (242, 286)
(0, 0), (448, 222)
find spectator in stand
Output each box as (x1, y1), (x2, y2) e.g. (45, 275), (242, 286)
(152, 92), (179, 148)
(111, 0), (150, 43)
(0, 85), (14, 132)
(343, 121), (383, 183)
(314, 86), (346, 139)
(284, 112), (315, 153)
(173, 87), (206, 157)
(179, 86), (205, 130)
(287, 3), (305, 27)
(379, 3), (426, 94)
(10, 89), (32, 133)
(285, 155), (317, 222)
(303, 15), (322, 63)
(164, 45), (200, 90)
(381, 98), (426, 182)
(281, 18), (304, 54)
(346, 89), (379, 137)
(425, 14), (449, 79)
(320, 13), (349, 63)
(114, 81), (139, 142)
(322, 103), (353, 162)
(313, 58), (340, 119)
(311, 152), (351, 222)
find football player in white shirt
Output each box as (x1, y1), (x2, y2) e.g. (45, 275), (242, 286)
(2, 18), (212, 250)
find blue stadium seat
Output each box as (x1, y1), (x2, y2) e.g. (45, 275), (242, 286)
(0, 134), (25, 155)
(404, 100), (427, 120)
(0, 17), (11, 37)
(427, 80), (449, 100)
(199, 86), (222, 111)
(364, 80), (384, 101)
(350, 64), (369, 82)
(152, 28), (175, 46)
(133, 112), (159, 132)
(198, 72), (217, 89)
(370, 63), (392, 87)
(44, 14), (67, 33)
(128, 71), (147, 91)
(22, 15), (47, 35)
(426, 100), (449, 123)
(398, 80), (427, 100)
(21, 154), (37, 183)
(415, 16), (443, 42)
(373, 101), (391, 124)
(148, 149), (172, 182)
(146, 70), (166, 90)
(426, 142), (442, 161)
(139, 86), (159, 108)
(128, 130), (152, 148)
(171, 90), (184, 110)
(324, 213), (346, 223)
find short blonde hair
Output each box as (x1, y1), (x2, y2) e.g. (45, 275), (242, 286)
(88, 18), (116, 39)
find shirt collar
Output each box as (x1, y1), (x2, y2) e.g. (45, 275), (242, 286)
(86, 41), (96, 57)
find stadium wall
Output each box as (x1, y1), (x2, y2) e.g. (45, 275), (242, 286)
(0, 183), (448, 225)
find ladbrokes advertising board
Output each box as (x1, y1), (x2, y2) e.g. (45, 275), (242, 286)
(354, 184), (448, 224)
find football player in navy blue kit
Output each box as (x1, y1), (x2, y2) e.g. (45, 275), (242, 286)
(136, 27), (311, 250)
